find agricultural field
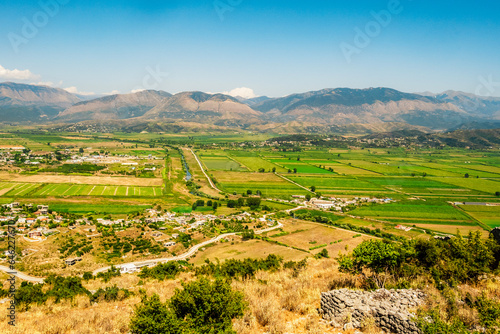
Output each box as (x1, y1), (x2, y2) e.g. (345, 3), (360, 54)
(191, 238), (307, 265)
(1, 130), (499, 238)
(49, 203), (152, 215)
(459, 205), (500, 229)
(267, 219), (372, 256)
(0, 182), (163, 198)
(229, 156), (288, 172)
(212, 171), (307, 197)
(288, 175), (386, 195)
(268, 158), (333, 174)
(351, 200), (470, 220)
(198, 156), (247, 171)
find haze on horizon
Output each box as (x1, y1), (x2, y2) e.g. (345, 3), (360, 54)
(0, 0), (499, 98)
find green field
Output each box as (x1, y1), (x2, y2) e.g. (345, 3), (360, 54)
(289, 176), (382, 191)
(49, 203), (152, 214)
(351, 200), (471, 221)
(199, 156), (247, 171)
(460, 205), (500, 228)
(0, 182), (163, 198)
(230, 156), (287, 172)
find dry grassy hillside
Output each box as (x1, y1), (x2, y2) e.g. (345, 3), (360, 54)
(1, 254), (499, 334)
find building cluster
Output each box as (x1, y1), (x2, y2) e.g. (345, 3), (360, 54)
(0, 148), (53, 165)
(309, 196), (393, 211)
(67, 153), (161, 165)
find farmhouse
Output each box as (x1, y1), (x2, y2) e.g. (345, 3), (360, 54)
(164, 241), (176, 247)
(28, 231), (43, 238)
(310, 198), (336, 209)
(64, 257), (82, 266)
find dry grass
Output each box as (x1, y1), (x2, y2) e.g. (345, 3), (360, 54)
(191, 238), (307, 265)
(2, 255), (498, 334)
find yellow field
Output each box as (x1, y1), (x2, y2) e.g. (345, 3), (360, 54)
(191, 238), (307, 265)
(0, 173), (163, 186)
(271, 220), (373, 255)
(412, 224), (489, 237)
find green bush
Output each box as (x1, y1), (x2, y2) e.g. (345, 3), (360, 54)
(138, 261), (187, 281)
(130, 278), (246, 334)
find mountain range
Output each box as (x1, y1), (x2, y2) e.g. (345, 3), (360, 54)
(1, 82), (499, 133)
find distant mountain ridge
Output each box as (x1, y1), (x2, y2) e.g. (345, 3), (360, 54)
(57, 90), (172, 122)
(252, 88), (468, 129)
(0, 82), (81, 121)
(1, 82), (499, 133)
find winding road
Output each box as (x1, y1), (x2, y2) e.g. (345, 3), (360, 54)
(0, 265), (44, 283)
(0, 222), (283, 282)
(93, 221), (283, 275)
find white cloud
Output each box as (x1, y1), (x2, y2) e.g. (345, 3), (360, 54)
(0, 65), (40, 81)
(222, 87), (257, 99)
(131, 88), (146, 94)
(64, 86), (95, 96)
(30, 80), (63, 87)
(104, 90), (120, 95)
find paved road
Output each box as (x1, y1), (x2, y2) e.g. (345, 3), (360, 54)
(93, 221), (283, 275)
(0, 265), (44, 283)
(188, 148), (223, 193)
(0, 221), (283, 281)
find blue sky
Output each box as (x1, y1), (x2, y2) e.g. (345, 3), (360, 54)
(1, 0), (499, 98)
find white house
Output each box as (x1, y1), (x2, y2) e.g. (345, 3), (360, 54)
(120, 263), (139, 274)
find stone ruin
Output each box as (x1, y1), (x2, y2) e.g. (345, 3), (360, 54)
(320, 288), (425, 333)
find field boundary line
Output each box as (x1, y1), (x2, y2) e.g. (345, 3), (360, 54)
(188, 148), (223, 193)
(62, 185), (73, 196)
(274, 173), (314, 193)
(451, 203), (491, 231)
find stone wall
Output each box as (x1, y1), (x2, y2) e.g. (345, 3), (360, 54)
(320, 288), (425, 333)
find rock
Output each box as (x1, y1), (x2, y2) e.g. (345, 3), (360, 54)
(320, 288), (425, 334)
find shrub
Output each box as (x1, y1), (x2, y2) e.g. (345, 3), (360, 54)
(130, 278), (246, 334)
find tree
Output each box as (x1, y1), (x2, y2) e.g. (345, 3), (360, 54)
(170, 278), (246, 333)
(246, 197), (261, 209)
(130, 278), (246, 334)
(465, 173), (470, 178)
(338, 239), (406, 288)
(310, 186), (316, 192)
(305, 194), (312, 201)
(246, 190), (252, 195)
(212, 202), (218, 210)
(79, 148), (84, 153)
(130, 294), (182, 334)
(293, 168), (297, 174)
(272, 167), (276, 173)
